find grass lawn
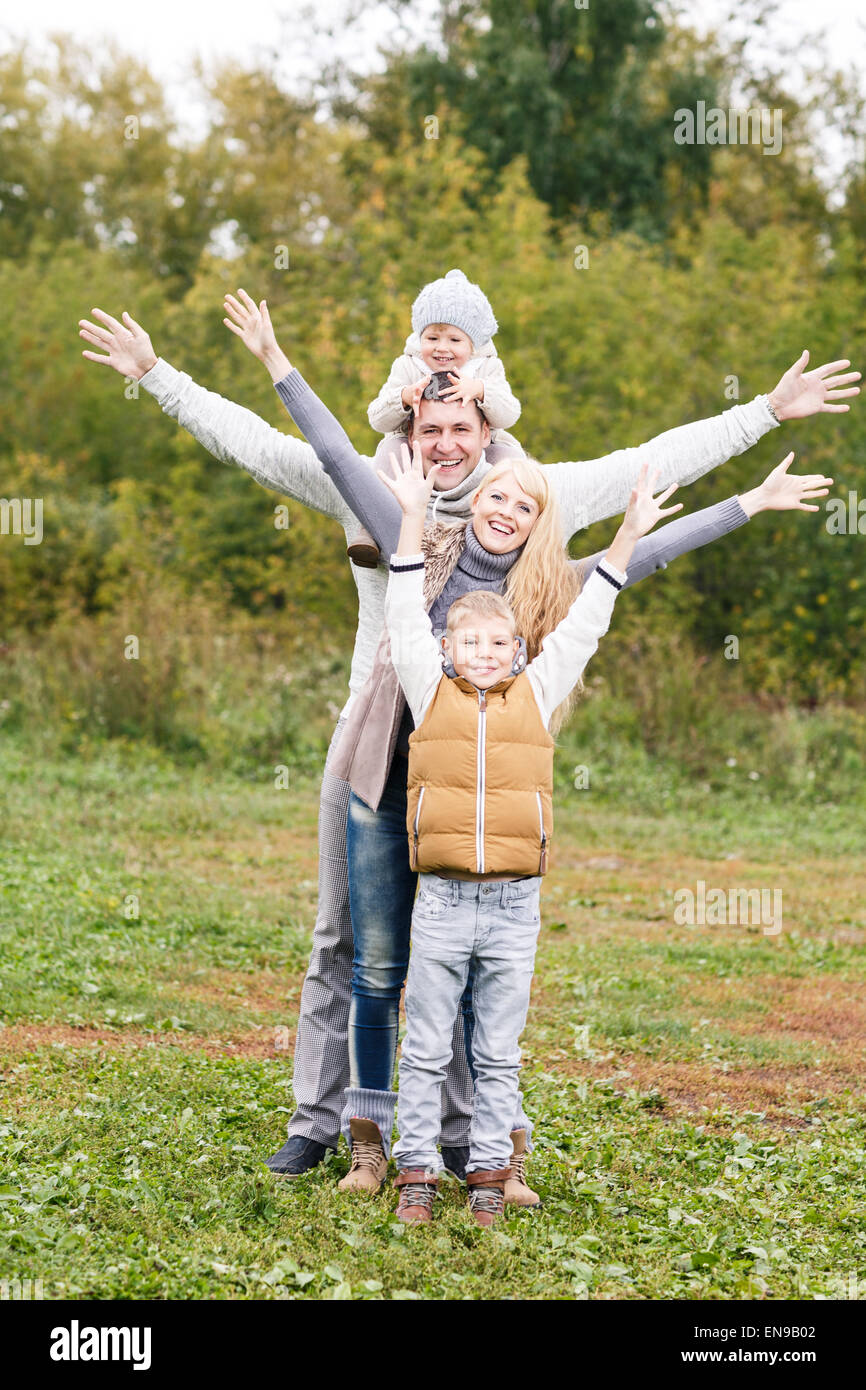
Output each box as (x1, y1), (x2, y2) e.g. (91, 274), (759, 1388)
(1, 733), (864, 1301)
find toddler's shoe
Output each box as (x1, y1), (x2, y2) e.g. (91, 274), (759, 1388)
(337, 1117), (389, 1192)
(346, 525), (381, 569)
(395, 1169), (439, 1224)
(466, 1167), (511, 1228)
(504, 1129), (541, 1208)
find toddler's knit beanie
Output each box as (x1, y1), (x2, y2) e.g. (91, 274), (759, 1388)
(410, 268), (498, 349)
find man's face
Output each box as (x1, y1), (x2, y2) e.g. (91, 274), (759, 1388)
(443, 615), (519, 689)
(409, 398), (490, 490)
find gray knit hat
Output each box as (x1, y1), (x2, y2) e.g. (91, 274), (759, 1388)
(411, 268), (498, 349)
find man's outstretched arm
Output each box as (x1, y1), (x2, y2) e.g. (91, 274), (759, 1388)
(547, 350), (860, 539)
(79, 308), (348, 520)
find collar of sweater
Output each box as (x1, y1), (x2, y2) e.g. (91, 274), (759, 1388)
(458, 520), (524, 583)
(453, 672), (518, 696)
(427, 452), (491, 521)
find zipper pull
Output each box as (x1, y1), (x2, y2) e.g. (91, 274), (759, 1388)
(478, 690), (486, 709)
(539, 835), (548, 874)
(412, 833), (418, 869)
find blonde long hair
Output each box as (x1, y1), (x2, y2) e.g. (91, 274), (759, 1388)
(471, 456), (584, 733)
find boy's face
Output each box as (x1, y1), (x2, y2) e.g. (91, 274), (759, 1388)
(409, 399), (490, 489)
(443, 615), (519, 689)
(419, 323), (474, 372)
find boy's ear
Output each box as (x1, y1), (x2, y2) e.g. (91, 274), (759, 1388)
(440, 632), (457, 678)
(510, 634), (528, 675)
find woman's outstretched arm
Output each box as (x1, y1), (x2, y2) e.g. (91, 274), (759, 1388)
(575, 453), (833, 590)
(223, 289), (404, 555)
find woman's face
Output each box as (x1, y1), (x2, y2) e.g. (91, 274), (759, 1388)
(471, 470), (540, 553)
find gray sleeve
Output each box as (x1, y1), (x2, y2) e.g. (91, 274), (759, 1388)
(274, 370), (403, 556)
(137, 358), (348, 519)
(575, 495), (749, 590)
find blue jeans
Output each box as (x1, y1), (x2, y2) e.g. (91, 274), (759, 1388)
(345, 754), (476, 1085)
(393, 874), (541, 1174)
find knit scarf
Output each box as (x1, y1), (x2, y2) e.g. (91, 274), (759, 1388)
(425, 452), (492, 526)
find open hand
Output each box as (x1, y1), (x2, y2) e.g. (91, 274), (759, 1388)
(79, 309), (157, 380)
(767, 351), (860, 420)
(223, 289), (280, 362)
(377, 440), (441, 516)
(743, 451), (834, 515)
(622, 464), (683, 539)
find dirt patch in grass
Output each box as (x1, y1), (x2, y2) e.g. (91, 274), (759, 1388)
(0, 1022), (292, 1061)
(688, 973), (866, 1045)
(149, 829), (319, 898)
(163, 967), (302, 1017)
(549, 1054), (861, 1127)
(548, 849), (866, 947)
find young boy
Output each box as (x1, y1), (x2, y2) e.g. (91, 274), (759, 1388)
(379, 443), (677, 1227)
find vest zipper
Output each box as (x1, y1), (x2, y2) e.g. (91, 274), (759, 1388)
(412, 785), (426, 869)
(476, 690), (487, 873)
(536, 789), (548, 874)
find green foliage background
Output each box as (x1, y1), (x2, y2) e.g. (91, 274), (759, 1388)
(1, 0), (865, 750)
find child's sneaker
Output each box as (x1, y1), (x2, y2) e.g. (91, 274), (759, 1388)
(466, 1167), (511, 1228)
(504, 1129), (541, 1208)
(394, 1169), (439, 1224)
(337, 1118), (388, 1192)
(346, 526), (380, 569)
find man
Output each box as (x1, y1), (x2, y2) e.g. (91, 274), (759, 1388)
(78, 302), (859, 1177)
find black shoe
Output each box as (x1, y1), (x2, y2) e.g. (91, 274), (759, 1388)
(441, 1145), (470, 1182)
(265, 1135), (334, 1178)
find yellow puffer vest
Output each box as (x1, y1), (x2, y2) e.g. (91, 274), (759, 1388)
(406, 671), (554, 878)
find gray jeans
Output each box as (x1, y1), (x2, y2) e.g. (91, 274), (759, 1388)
(393, 873), (541, 1175)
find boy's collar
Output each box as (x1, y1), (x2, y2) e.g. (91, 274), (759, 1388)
(451, 673), (519, 696)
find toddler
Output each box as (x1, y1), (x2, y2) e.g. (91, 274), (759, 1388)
(347, 268), (523, 567)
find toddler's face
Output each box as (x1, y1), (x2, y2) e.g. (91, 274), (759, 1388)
(444, 615), (519, 689)
(419, 323), (474, 372)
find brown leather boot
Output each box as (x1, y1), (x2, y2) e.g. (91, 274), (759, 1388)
(346, 526), (380, 569)
(466, 1167), (511, 1228)
(337, 1118), (388, 1193)
(504, 1129), (541, 1208)
(394, 1168), (439, 1224)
